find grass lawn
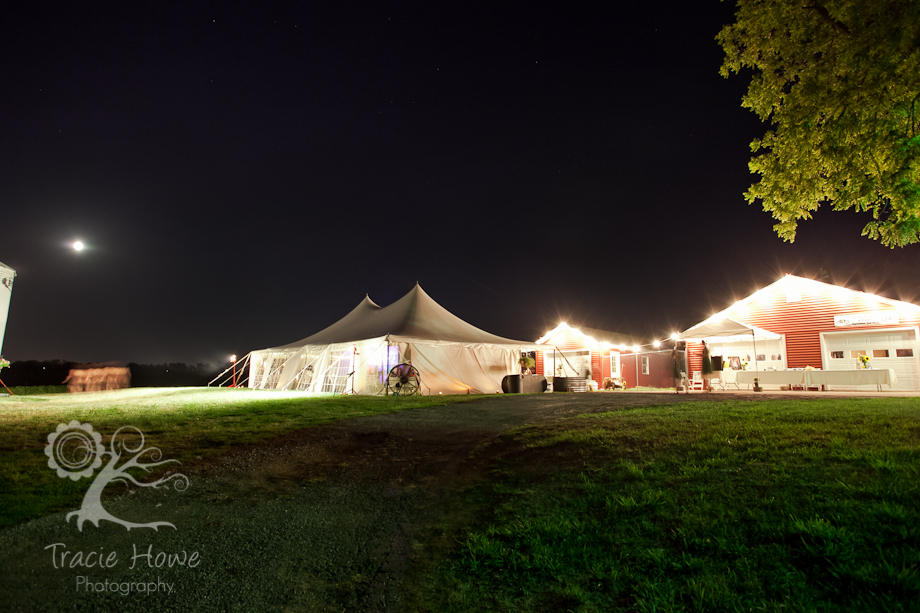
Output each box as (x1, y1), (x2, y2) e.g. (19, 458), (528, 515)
(4, 385), (69, 395)
(410, 398), (920, 612)
(0, 386), (482, 528)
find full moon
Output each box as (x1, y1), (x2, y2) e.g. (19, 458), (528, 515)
(73, 241), (84, 251)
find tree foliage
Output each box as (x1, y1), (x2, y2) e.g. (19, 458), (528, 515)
(718, 0), (920, 247)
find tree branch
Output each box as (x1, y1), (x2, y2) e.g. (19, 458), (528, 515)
(801, 1), (850, 35)
(118, 449), (180, 473)
(910, 93), (919, 138)
(116, 470), (189, 491)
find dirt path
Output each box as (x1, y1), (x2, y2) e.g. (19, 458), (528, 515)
(0, 392), (791, 612)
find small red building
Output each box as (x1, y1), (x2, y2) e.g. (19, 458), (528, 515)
(534, 323), (642, 389)
(684, 275), (920, 390)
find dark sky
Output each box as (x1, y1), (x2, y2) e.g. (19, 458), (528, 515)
(2, 1), (918, 366)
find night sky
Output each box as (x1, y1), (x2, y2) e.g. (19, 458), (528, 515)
(2, 1), (918, 366)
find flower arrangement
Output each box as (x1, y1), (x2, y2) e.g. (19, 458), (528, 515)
(858, 354), (871, 369)
(519, 355), (535, 372)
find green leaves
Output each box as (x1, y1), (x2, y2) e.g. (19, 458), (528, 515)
(719, 0), (920, 246)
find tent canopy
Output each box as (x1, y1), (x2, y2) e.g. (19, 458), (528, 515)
(250, 284), (542, 395)
(677, 317), (781, 342)
(267, 283), (542, 350)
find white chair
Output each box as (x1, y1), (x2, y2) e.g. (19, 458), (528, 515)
(710, 372), (723, 390)
(689, 371), (704, 391)
(720, 368), (740, 390)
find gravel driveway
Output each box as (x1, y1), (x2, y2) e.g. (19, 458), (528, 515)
(0, 392), (782, 612)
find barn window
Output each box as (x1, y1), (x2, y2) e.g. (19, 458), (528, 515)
(641, 356), (649, 375)
(850, 350), (867, 359)
(872, 350), (889, 358)
(830, 351), (844, 359)
(896, 348), (914, 357)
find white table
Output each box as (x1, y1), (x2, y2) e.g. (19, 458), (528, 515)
(735, 369), (897, 391)
(804, 369), (897, 391)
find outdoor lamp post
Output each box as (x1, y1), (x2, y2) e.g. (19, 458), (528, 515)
(230, 354), (237, 388)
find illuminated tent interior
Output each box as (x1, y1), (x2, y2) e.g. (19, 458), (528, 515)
(247, 284), (542, 395)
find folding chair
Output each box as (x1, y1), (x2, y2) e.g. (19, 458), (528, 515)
(689, 371), (704, 391)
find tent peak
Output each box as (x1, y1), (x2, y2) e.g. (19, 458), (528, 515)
(261, 284), (537, 349)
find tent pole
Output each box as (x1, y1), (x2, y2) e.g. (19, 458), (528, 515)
(752, 331), (759, 373)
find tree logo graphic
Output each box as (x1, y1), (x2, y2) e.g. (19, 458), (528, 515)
(45, 421), (189, 531)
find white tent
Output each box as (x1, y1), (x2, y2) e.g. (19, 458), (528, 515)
(677, 317), (781, 372)
(247, 284), (542, 395)
(678, 318), (781, 342)
(0, 260), (15, 357)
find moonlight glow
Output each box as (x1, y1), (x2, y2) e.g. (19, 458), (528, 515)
(73, 241), (85, 251)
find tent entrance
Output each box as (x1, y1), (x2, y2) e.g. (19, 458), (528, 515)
(263, 340), (404, 395)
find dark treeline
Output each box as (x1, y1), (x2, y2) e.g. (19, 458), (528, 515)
(1, 360), (223, 388)
(129, 362), (222, 387)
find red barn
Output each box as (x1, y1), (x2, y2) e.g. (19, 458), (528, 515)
(684, 275), (920, 391)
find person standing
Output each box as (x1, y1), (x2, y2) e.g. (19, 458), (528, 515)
(702, 340), (714, 392)
(671, 346), (688, 394)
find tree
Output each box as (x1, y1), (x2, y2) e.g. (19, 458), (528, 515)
(718, 0), (920, 247)
(45, 422), (188, 531)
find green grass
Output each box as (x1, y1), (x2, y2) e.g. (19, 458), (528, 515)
(4, 385), (68, 395)
(412, 398), (920, 612)
(0, 386), (483, 528)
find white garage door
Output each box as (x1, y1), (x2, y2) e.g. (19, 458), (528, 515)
(822, 329), (920, 390)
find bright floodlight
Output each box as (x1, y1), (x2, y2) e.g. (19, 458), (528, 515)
(230, 354), (237, 363)
(632, 345), (640, 352)
(670, 332), (679, 340)
(73, 241), (84, 251)
(653, 340), (661, 348)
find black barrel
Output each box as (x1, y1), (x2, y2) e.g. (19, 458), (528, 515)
(521, 374), (547, 393)
(501, 374), (523, 394)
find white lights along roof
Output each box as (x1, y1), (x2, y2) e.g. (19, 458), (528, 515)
(694, 274), (920, 330)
